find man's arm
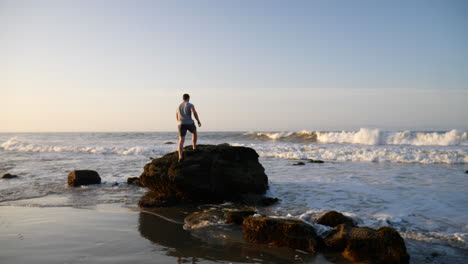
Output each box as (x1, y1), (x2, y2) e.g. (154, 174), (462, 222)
(176, 112), (179, 121)
(192, 107), (201, 127)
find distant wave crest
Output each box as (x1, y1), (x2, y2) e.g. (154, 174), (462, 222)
(245, 129), (468, 146)
(0, 137), (164, 156)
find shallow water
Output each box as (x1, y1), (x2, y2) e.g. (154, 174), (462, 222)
(1, 131), (467, 263)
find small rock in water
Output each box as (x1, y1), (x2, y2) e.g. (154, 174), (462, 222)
(308, 159), (324, 163)
(293, 162), (306, 166)
(317, 211), (356, 227)
(465, 170), (468, 174)
(112, 182), (119, 186)
(67, 170), (101, 186)
(430, 252), (440, 258)
(2, 173), (18, 179)
(127, 177), (143, 187)
(164, 141), (175, 144)
(226, 209), (256, 225)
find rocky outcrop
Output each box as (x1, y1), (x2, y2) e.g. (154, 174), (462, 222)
(2, 173), (18, 179)
(317, 211), (356, 227)
(243, 216), (323, 253)
(138, 144), (269, 206)
(226, 209), (257, 225)
(324, 224), (409, 264)
(67, 170), (101, 186)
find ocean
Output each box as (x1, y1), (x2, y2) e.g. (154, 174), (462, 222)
(0, 129), (467, 263)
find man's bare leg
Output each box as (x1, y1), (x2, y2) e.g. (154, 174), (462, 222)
(178, 136), (185, 161)
(192, 131), (197, 150)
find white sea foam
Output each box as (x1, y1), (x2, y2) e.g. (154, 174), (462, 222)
(0, 137), (166, 156)
(250, 144), (468, 164)
(2, 136), (467, 164)
(245, 129), (468, 146)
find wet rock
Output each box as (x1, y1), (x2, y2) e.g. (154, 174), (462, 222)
(323, 224), (355, 251)
(138, 191), (181, 208)
(324, 225), (409, 264)
(293, 162), (305, 166)
(465, 170), (468, 174)
(67, 170), (101, 186)
(317, 211), (356, 227)
(139, 144), (269, 206)
(164, 141), (175, 144)
(2, 173), (18, 179)
(226, 209), (256, 225)
(127, 177), (143, 187)
(243, 216), (323, 253)
(308, 159), (324, 163)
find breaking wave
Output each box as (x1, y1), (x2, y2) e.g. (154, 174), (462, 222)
(245, 129), (468, 146)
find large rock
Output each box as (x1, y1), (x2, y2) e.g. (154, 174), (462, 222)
(139, 144), (269, 205)
(324, 224), (409, 264)
(317, 211), (356, 227)
(68, 170), (101, 186)
(242, 216), (323, 253)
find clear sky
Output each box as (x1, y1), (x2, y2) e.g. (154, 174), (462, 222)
(1, 0), (467, 132)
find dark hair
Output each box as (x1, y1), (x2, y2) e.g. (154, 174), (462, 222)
(183, 94), (190, 100)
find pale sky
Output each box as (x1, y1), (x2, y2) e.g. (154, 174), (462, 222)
(1, 0), (467, 132)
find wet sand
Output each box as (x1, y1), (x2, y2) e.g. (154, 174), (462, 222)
(0, 204), (342, 264)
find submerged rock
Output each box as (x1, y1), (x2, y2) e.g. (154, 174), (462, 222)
(127, 177), (143, 187)
(308, 159), (324, 163)
(2, 173), (18, 179)
(226, 209), (257, 225)
(317, 211), (356, 227)
(138, 144), (269, 206)
(164, 141), (175, 144)
(243, 216), (323, 253)
(67, 170), (101, 186)
(292, 162), (306, 166)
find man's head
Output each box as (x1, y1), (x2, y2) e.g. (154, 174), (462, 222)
(183, 94), (190, 101)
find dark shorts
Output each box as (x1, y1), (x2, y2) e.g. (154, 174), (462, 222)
(178, 123), (196, 137)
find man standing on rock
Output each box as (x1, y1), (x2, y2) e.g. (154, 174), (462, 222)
(176, 93), (201, 162)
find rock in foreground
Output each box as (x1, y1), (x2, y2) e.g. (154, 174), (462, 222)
(325, 224), (409, 264)
(139, 144), (269, 206)
(68, 170), (101, 186)
(243, 216), (323, 253)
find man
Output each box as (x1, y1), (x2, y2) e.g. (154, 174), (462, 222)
(176, 93), (201, 162)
